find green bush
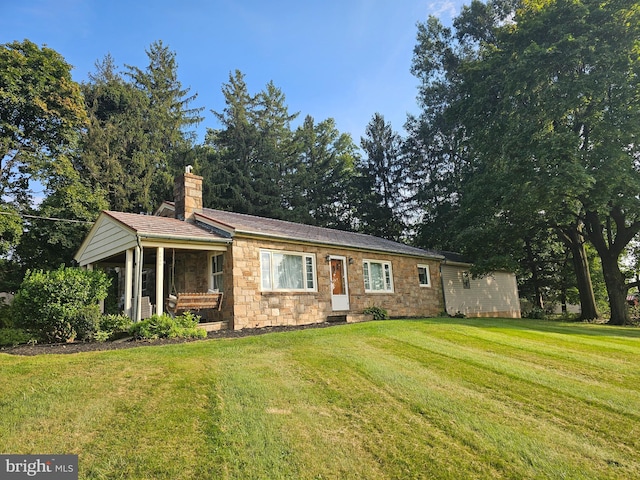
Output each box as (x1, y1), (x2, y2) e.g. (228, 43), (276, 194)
(72, 305), (103, 341)
(95, 314), (133, 342)
(0, 328), (34, 347)
(13, 266), (110, 343)
(525, 306), (546, 320)
(363, 306), (389, 320)
(0, 302), (13, 329)
(129, 312), (206, 340)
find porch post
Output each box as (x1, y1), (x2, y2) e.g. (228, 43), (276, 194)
(124, 248), (134, 318)
(156, 247), (164, 315)
(134, 244), (143, 322)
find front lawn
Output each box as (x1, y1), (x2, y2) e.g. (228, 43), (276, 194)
(1, 318), (639, 479)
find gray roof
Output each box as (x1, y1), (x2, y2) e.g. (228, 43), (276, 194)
(196, 208), (443, 259)
(105, 211), (228, 242)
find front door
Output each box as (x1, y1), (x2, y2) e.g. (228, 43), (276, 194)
(330, 256), (349, 311)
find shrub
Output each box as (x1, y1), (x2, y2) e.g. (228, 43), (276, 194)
(72, 305), (103, 341)
(364, 306), (389, 320)
(13, 266), (110, 343)
(525, 306), (546, 320)
(0, 328), (34, 347)
(129, 313), (206, 340)
(0, 302), (13, 329)
(96, 314), (133, 341)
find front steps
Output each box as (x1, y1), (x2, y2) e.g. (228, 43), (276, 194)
(326, 313), (375, 324)
(198, 321), (229, 332)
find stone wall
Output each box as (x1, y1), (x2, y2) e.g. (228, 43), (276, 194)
(229, 237), (443, 330)
(173, 250), (226, 322)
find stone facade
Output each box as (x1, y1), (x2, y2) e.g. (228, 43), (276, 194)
(225, 237), (443, 330)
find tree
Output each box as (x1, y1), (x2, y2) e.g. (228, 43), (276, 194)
(0, 40), (87, 209)
(78, 56), (156, 212)
(78, 44), (203, 213)
(0, 39), (87, 267)
(206, 71), (297, 219)
(355, 113), (407, 241)
(0, 206), (21, 257)
(405, 14), (477, 251)
(291, 115), (359, 229)
(125, 41), (204, 207)
(14, 156), (107, 274)
(410, 0), (639, 323)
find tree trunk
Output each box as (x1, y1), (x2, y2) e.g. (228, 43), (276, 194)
(524, 237), (544, 310)
(584, 210), (634, 325)
(558, 226), (599, 320)
(600, 253), (631, 325)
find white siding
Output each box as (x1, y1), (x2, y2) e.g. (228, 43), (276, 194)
(441, 265), (521, 318)
(76, 217), (137, 266)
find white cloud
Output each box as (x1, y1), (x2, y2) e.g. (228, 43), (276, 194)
(427, 1), (458, 20)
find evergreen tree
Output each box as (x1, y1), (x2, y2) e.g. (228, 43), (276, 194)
(291, 115), (358, 230)
(206, 71), (297, 219)
(79, 56), (156, 212)
(355, 113), (407, 241)
(125, 41), (204, 207)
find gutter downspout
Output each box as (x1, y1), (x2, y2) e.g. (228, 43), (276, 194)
(440, 263), (448, 316)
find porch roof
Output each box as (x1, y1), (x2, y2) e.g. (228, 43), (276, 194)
(74, 211), (230, 266)
(105, 211), (226, 240)
(195, 208), (444, 260)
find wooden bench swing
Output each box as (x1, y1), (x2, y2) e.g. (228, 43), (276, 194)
(166, 291), (223, 316)
(164, 249), (223, 319)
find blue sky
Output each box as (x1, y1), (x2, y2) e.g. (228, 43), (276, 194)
(2, 0), (462, 144)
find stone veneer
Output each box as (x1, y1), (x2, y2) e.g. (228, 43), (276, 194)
(173, 172), (203, 222)
(227, 237), (443, 330)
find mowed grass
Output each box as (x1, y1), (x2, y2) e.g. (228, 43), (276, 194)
(1, 318), (639, 479)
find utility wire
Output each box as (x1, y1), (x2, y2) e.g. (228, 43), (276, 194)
(0, 211), (95, 225)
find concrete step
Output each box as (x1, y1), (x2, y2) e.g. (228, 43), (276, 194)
(327, 313), (375, 324)
(346, 313), (374, 323)
(198, 321), (229, 332)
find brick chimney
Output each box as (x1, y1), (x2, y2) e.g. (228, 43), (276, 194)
(174, 166), (203, 222)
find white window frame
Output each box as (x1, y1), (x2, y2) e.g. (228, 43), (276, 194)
(363, 259), (394, 293)
(417, 264), (431, 287)
(260, 249), (317, 292)
(209, 253), (224, 292)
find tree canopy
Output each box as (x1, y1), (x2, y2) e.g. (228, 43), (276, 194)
(409, 0), (640, 323)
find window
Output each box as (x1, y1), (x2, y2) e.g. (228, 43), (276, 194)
(211, 253), (224, 292)
(418, 264), (431, 287)
(260, 250), (316, 292)
(363, 260), (394, 292)
(462, 271), (471, 289)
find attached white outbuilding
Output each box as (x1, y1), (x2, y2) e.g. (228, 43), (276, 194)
(440, 254), (521, 318)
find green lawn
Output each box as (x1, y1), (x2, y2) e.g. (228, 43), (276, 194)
(1, 318), (639, 479)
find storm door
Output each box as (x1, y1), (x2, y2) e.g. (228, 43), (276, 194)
(330, 256), (350, 311)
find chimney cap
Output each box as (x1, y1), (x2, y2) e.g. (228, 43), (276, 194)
(185, 165), (193, 174)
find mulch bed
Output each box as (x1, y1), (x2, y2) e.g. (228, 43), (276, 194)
(1, 321), (346, 356)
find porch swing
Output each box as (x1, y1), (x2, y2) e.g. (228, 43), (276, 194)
(164, 248), (223, 319)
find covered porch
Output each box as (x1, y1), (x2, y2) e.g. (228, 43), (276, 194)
(74, 211), (231, 323)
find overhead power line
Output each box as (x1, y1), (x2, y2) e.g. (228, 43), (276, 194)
(0, 211), (95, 225)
